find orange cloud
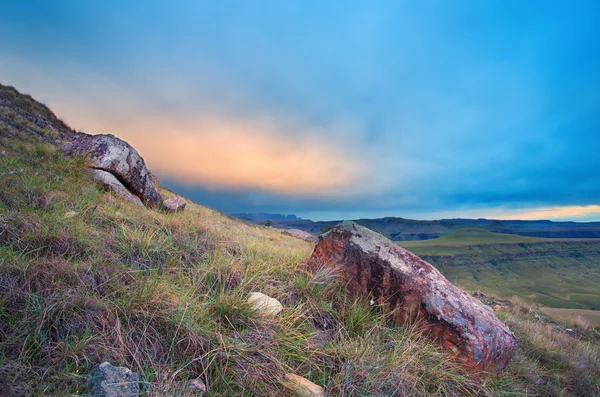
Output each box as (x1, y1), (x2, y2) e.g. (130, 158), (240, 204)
(495, 205), (600, 221)
(120, 118), (363, 195)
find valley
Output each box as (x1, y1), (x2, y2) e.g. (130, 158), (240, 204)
(398, 229), (600, 310)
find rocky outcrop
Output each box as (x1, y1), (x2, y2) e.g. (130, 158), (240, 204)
(62, 133), (162, 208)
(93, 169), (143, 206)
(285, 229), (318, 242)
(308, 221), (517, 374)
(163, 196), (186, 213)
(92, 362), (139, 397)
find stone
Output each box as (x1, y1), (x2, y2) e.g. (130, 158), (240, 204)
(163, 196), (186, 213)
(189, 378), (207, 394)
(62, 133), (162, 208)
(285, 229), (318, 242)
(285, 373), (324, 397)
(308, 221), (517, 374)
(92, 169), (143, 206)
(224, 271), (243, 290)
(64, 210), (78, 218)
(247, 292), (283, 316)
(92, 361), (139, 397)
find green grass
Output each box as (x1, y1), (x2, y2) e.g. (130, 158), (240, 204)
(398, 229), (600, 311)
(401, 228), (548, 248)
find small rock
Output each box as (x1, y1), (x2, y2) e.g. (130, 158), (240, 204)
(248, 292), (282, 316)
(92, 361), (139, 397)
(285, 229), (318, 242)
(164, 197), (186, 213)
(64, 210), (78, 218)
(189, 377), (207, 394)
(493, 305), (502, 312)
(285, 373), (324, 397)
(224, 271), (243, 290)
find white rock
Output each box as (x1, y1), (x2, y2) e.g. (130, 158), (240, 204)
(285, 373), (324, 397)
(164, 196), (186, 213)
(64, 210), (78, 218)
(247, 292), (282, 316)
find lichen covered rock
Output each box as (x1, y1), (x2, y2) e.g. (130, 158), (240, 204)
(62, 133), (162, 208)
(92, 361), (139, 397)
(308, 221), (517, 374)
(93, 169), (143, 206)
(163, 196), (186, 213)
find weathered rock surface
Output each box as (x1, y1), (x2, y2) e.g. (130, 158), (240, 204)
(163, 196), (186, 213)
(92, 361), (139, 397)
(248, 292), (283, 316)
(308, 221), (517, 374)
(93, 169), (143, 206)
(285, 373), (324, 397)
(62, 133), (162, 208)
(285, 229), (318, 242)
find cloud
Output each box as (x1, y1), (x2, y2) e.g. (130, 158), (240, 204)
(123, 118), (364, 196)
(495, 205), (600, 221)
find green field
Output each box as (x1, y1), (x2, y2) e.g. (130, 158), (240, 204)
(399, 229), (600, 310)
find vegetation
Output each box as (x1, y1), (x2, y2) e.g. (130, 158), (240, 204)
(399, 229), (600, 310)
(1, 85), (599, 395)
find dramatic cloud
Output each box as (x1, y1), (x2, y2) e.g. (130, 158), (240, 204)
(1, 1), (598, 220)
(124, 119), (364, 196)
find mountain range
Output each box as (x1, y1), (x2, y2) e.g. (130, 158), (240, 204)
(235, 214), (600, 240)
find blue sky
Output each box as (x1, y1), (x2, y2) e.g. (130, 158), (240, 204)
(1, 1), (599, 221)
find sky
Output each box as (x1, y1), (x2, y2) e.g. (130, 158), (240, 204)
(1, 1), (599, 221)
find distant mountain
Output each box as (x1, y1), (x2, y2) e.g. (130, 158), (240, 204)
(232, 215), (600, 241)
(231, 213), (307, 222)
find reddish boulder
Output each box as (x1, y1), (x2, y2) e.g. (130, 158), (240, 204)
(308, 221), (517, 374)
(62, 133), (162, 208)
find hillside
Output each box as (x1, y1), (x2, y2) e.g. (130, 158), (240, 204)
(399, 229), (600, 310)
(243, 216), (600, 241)
(1, 83), (600, 396)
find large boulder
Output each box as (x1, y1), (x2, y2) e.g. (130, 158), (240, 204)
(308, 221), (517, 374)
(62, 133), (162, 208)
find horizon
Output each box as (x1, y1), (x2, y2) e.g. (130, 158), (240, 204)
(1, 1), (599, 222)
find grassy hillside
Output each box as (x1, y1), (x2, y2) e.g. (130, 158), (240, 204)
(1, 84), (600, 396)
(399, 229), (600, 310)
